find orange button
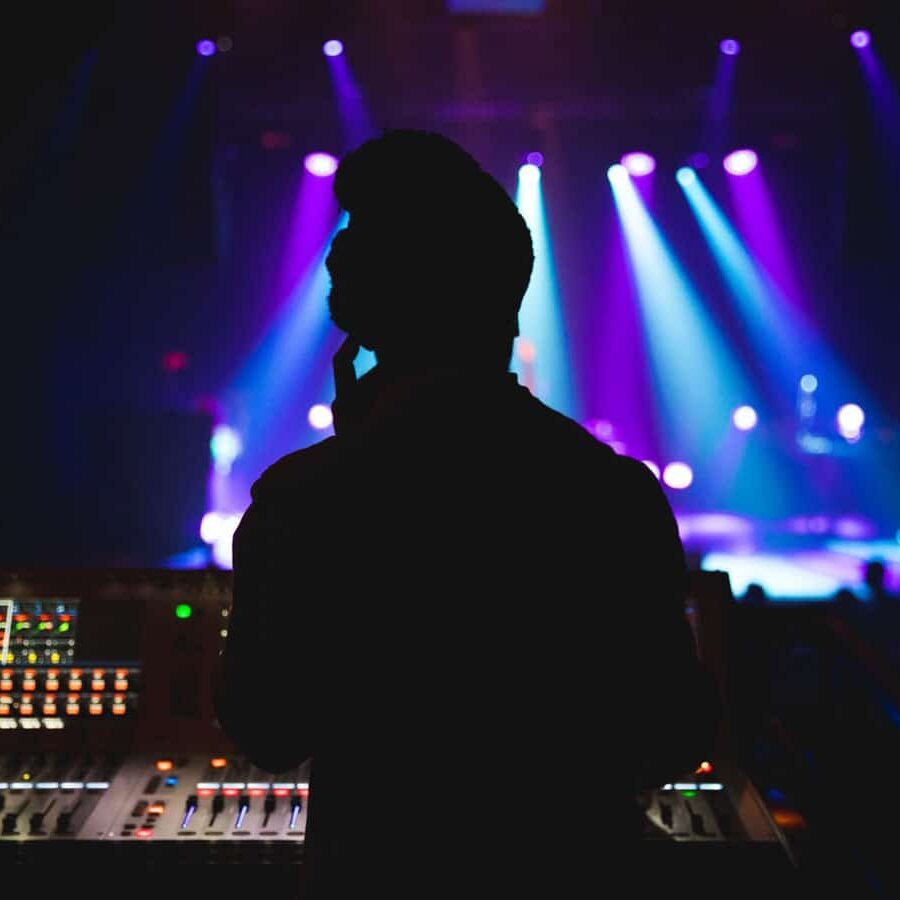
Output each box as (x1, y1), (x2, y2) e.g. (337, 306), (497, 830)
(43, 701), (57, 716)
(0, 705), (9, 716)
(114, 679), (128, 691)
(20, 700), (34, 716)
(210, 758), (228, 769)
(68, 678), (83, 691)
(66, 701), (80, 716)
(46, 677), (60, 692)
(89, 698), (103, 716)
(0, 679), (12, 692)
(156, 760), (174, 772)
(147, 803), (165, 815)
(22, 678), (36, 692)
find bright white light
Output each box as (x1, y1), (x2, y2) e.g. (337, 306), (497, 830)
(799, 373), (818, 393)
(323, 39), (344, 57)
(732, 405), (758, 431)
(723, 149), (758, 176)
(201, 512), (242, 547)
(663, 462), (694, 490)
(308, 403), (334, 430)
(607, 163), (628, 184)
(518, 163), (541, 184)
(621, 152), (656, 177)
(642, 460), (661, 479)
(675, 166), (696, 186)
(304, 152), (338, 177)
(836, 403), (865, 438)
(200, 512), (223, 545)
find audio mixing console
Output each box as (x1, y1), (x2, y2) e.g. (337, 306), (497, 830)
(0, 568), (797, 889)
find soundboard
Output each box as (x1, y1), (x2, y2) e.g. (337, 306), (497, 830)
(0, 568), (797, 887)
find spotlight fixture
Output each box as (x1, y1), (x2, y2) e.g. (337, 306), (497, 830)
(732, 405), (759, 431)
(850, 30), (871, 49)
(304, 152), (339, 177)
(621, 152), (656, 177)
(323, 39), (344, 57)
(719, 39), (740, 56)
(723, 149), (758, 176)
(196, 39), (216, 57)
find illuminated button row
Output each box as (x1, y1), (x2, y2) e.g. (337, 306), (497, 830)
(0, 694), (131, 716)
(0, 669), (131, 693)
(0, 781), (109, 791)
(660, 782), (724, 792)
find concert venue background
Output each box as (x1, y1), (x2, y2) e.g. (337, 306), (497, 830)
(3, 0), (899, 601)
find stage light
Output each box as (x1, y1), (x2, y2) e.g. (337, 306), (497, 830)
(308, 403), (334, 430)
(323, 39), (344, 57)
(518, 163), (541, 183)
(304, 152), (339, 177)
(836, 403), (865, 437)
(216, 36), (233, 52)
(621, 152), (656, 177)
(850, 30), (871, 49)
(732, 405), (758, 431)
(525, 151), (544, 167)
(607, 163), (628, 184)
(642, 460), (661, 479)
(723, 149), (758, 176)
(210, 425), (243, 474)
(663, 462), (694, 490)
(675, 167), (696, 186)
(200, 512), (223, 545)
(800, 374), (818, 393)
(720, 39), (740, 56)
(196, 40), (216, 57)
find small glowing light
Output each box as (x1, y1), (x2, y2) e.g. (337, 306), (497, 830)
(663, 462), (694, 490)
(695, 761), (714, 774)
(211, 758), (228, 768)
(210, 424), (242, 474)
(720, 39), (740, 56)
(642, 461), (661, 479)
(174, 604), (192, 620)
(723, 149), (758, 176)
(518, 163), (541, 183)
(304, 152), (339, 177)
(525, 151), (544, 167)
(156, 760), (174, 772)
(196, 40), (216, 57)
(850, 30), (871, 49)
(607, 163), (628, 184)
(323, 39), (344, 57)
(799, 373), (818, 393)
(621, 152), (656, 177)
(732, 405), (758, 431)
(836, 403), (865, 438)
(200, 512), (222, 545)
(308, 403), (334, 430)
(675, 166), (696, 186)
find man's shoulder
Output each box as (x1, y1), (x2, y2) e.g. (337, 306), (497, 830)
(250, 436), (343, 503)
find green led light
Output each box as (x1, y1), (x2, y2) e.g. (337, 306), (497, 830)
(57, 622), (70, 633)
(175, 604), (193, 620)
(681, 790), (697, 798)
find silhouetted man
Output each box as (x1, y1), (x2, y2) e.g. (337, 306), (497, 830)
(214, 130), (718, 897)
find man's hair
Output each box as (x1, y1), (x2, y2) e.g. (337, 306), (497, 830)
(327, 129), (534, 355)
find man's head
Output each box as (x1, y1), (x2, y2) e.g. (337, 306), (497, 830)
(326, 130), (534, 368)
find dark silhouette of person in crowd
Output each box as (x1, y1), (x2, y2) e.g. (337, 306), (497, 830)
(214, 130), (719, 897)
(743, 582), (768, 607)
